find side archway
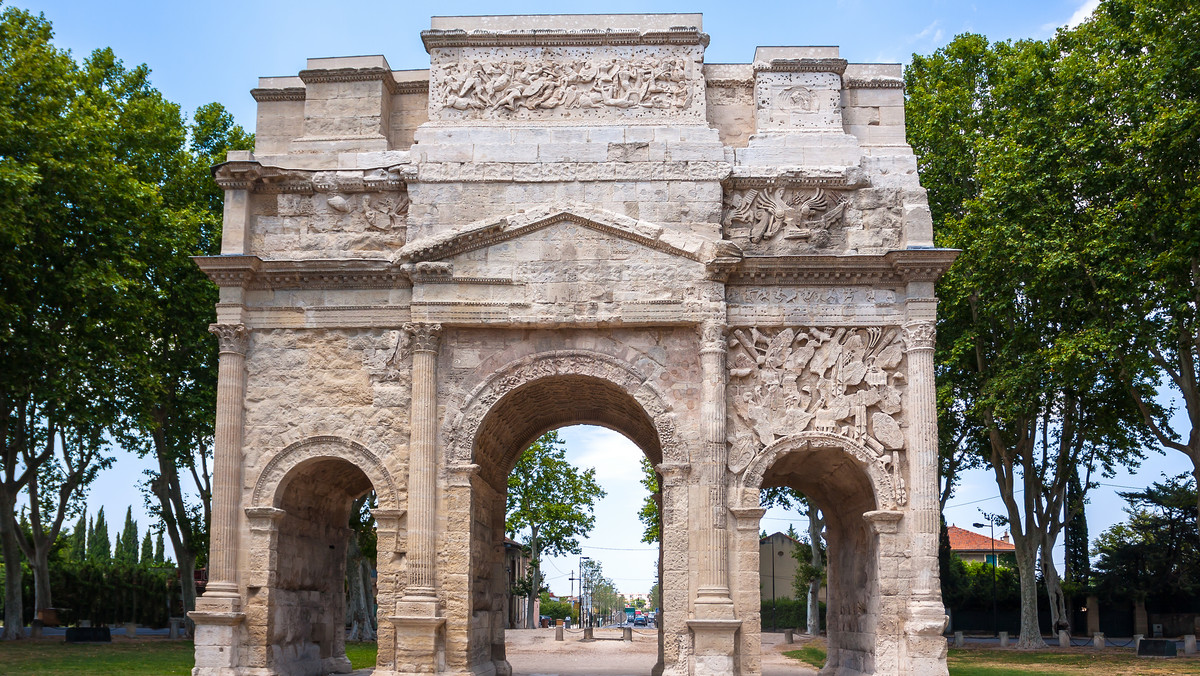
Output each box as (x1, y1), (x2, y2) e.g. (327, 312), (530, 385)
(250, 435), (401, 510)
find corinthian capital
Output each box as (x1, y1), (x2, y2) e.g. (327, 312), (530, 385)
(698, 320), (728, 353)
(209, 324), (249, 355)
(903, 321), (936, 351)
(403, 322), (442, 353)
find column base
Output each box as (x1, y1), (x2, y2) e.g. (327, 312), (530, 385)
(688, 619), (741, 676)
(189, 608), (245, 676)
(905, 597), (949, 676)
(390, 615), (446, 674)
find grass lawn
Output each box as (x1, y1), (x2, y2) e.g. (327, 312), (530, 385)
(0, 638), (380, 675)
(784, 642), (1200, 676)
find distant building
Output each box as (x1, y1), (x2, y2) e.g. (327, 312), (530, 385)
(947, 525), (1015, 565)
(504, 538), (534, 628)
(760, 532), (800, 601)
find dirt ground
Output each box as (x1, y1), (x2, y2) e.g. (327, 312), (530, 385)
(501, 628), (817, 676)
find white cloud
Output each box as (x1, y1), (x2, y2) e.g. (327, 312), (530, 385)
(1066, 0), (1101, 27)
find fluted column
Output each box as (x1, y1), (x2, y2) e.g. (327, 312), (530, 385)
(403, 322), (441, 603)
(205, 323), (249, 599)
(696, 320), (733, 609)
(903, 320), (938, 594)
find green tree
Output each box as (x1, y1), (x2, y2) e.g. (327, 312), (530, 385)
(154, 530), (165, 563)
(116, 507), (138, 566)
(89, 508), (110, 563)
(121, 101), (252, 621)
(636, 456), (660, 544)
(68, 512), (87, 562)
(1092, 475), (1199, 610)
(140, 529), (153, 565)
(1050, 0), (1200, 533)
(907, 32), (1146, 646)
(506, 430), (605, 629)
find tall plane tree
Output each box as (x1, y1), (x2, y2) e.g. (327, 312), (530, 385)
(506, 431), (605, 629)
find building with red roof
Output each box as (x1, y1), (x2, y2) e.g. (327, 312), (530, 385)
(947, 525), (1015, 566)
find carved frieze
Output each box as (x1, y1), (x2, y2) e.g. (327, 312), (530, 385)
(428, 45), (705, 122)
(726, 326), (908, 473)
(722, 186), (848, 252)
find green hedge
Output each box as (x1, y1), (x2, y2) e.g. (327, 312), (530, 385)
(761, 597), (825, 631)
(2, 560), (179, 628)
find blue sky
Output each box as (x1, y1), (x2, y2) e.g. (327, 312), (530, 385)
(23, 0), (1193, 597)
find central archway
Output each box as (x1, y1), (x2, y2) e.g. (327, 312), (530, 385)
(441, 350), (687, 676)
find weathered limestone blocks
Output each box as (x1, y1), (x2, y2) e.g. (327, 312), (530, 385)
(194, 12), (955, 676)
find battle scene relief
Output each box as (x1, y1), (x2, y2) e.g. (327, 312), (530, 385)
(726, 326), (908, 476)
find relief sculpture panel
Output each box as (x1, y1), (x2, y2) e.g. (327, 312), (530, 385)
(726, 325), (908, 474)
(722, 186), (847, 250)
(428, 46), (705, 122)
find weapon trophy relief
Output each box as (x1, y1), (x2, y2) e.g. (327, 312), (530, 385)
(435, 55), (693, 117)
(722, 186), (848, 252)
(726, 326), (908, 474)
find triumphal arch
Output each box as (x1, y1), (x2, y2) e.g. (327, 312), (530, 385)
(191, 13), (954, 676)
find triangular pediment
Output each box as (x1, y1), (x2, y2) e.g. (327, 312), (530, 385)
(397, 204), (714, 264)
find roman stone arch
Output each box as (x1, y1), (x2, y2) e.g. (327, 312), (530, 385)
(736, 431), (900, 511)
(250, 435), (402, 510)
(190, 12), (956, 676)
(444, 349), (685, 475)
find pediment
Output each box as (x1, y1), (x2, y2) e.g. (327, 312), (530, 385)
(397, 204), (716, 264)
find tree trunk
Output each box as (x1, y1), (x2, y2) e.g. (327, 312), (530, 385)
(1040, 533), (1069, 634)
(1013, 544), (1046, 648)
(30, 546), (50, 614)
(525, 534), (539, 630)
(806, 504), (824, 636)
(178, 552), (197, 634)
(0, 512), (23, 640)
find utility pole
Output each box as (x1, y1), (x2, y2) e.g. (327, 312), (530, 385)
(771, 535), (777, 632)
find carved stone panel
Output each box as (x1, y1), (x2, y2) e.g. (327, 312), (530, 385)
(427, 46), (707, 123)
(722, 186), (849, 252)
(726, 326), (908, 473)
(754, 71), (843, 131)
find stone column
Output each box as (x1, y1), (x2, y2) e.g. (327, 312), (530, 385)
(402, 322), (442, 604)
(864, 510), (906, 676)
(189, 323), (249, 676)
(391, 323), (446, 676)
(903, 320), (938, 592)
(903, 318), (949, 676)
(687, 321), (741, 676)
(205, 323), (250, 601)
(696, 320), (732, 606)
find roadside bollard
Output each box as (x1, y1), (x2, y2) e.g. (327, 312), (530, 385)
(1184, 635), (1196, 655)
(584, 626), (594, 640)
(623, 626), (633, 642)
(168, 617), (182, 639)
(1134, 634), (1143, 653)
(954, 631), (964, 648)
(999, 632), (1009, 648)
(125, 622), (138, 638)
(556, 625), (564, 641)
(1093, 632), (1105, 649)
(1058, 630), (1069, 647)
(784, 629), (794, 644)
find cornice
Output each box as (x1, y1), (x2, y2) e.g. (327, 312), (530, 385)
(705, 78), (754, 89)
(421, 26), (710, 50)
(193, 255), (412, 290)
(250, 87), (306, 102)
(723, 167), (869, 191)
(754, 58), (848, 75)
(844, 77), (905, 90)
(298, 66), (401, 95)
(727, 249), (960, 286)
(393, 80), (429, 95)
(210, 160), (410, 195)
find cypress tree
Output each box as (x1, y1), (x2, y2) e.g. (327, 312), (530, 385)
(69, 511), (87, 561)
(89, 508), (111, 562)
(154, 530), (165, 563)
(118, 507), (139, 565)
(141, 530), (153, 564)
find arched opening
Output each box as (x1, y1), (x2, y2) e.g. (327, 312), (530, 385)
(751, 437), (887, 676)
(465, 373), (667, 676)
(268, 456), (377, 675)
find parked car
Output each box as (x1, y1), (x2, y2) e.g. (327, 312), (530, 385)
(634, 616), (647, 627)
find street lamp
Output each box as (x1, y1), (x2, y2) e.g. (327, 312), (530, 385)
(973, 520), (998, 638)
